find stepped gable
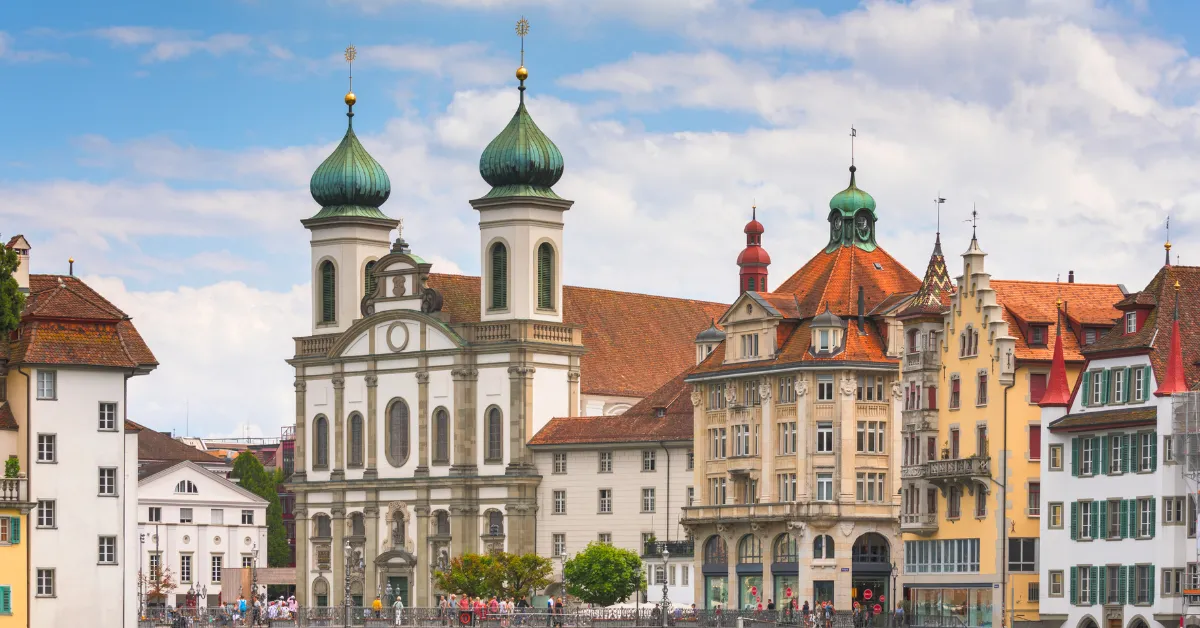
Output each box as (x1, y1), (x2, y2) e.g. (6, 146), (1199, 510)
(427, 274), (726, 399)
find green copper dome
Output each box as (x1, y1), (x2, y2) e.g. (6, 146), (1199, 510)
(478, 88), (564, 200)
(829, 166), (876, 217)
(309, 110), (392, 220)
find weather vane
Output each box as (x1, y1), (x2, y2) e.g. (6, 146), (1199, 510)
(934, 194), (946, 233)
(966, 205), (979, 239)
(850, 126), (857, 167)
(345, 44), (357, 87)
(515, 18), (530, 98)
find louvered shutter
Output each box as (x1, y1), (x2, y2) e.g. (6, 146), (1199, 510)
(10, 517), (18, 544)
(0, 585), (9, 615)
(1143, 365), (1152, 399)
(1123, 367), (1133, 403)
(1099, 500), (1108, 539)
(1151, 433), (1158, 472)
(320, 261), (336, 323)
(1120, 500), (1129, 539)
(537, 243), (553, 310)
(1149, 568), (1155, 604)
(1072, 438), (1081, 477)
(364, 260), (377, 298)
(1082, 372), (1092, 406)
(1101, 435), (1110, 475)
(1092, 566), (1100, 604)
(1098, 566), (1107, 605)
(1101, 369), (1111, 405)
(1128, 564), (1136, 603)
(1071, 502), (1079, 540)
(1118, 566), (1127, 605)
(1070, 566), (1078, 605)
(1122, 434), (1131, 473)
(1150, 497), (1157, 538)
(491, 243), (508, 309)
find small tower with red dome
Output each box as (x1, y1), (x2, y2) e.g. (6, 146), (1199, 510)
(737, 205), (771, 294)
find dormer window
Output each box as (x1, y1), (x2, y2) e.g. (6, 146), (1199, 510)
(819, 330), (831, 351)
(1084, 328), (1099, 345)
(1124, 311), (1137, 334)
(1029, 325), (1047, 347)
(810, 307), (846, 356)
(741, 334), (760, 358)
(654, 407), (666, 418)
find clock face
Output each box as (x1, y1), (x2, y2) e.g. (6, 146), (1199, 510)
(832, 216), (843, 232)
(857, 216), (868, 229)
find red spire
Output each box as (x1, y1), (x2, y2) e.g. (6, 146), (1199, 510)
(1039, 299), (1072, 407)
(1156, 279), (1187, 396)
(738, 204), (770, 294)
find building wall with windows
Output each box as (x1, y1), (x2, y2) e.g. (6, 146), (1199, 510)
(137, 461), (268, 608)
(0, 409), (31, 628)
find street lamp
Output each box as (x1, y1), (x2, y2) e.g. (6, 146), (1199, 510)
(889, 562), (898, 623)
(252, 543), (259, 609)
(199, 584), (208, 610)
(660, 549), (670, 628)
(344, 541), (353, 628)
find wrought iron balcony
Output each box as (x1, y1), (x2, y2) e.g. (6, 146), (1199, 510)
(925, 456), (990, 481)
(900, 513), (938, 534)
(643, 540), (695, 558)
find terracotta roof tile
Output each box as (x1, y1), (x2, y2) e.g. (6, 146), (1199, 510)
(691, 317), (895, 377)
(774, 245), (920, 318)
(1047, 406), (1158, 432)
(0, 401), (16, 431)
(990, 280), (1122, 363)
(427, 274), (726, 398)
(26, 275), (128, 321)
(131, 421), (224, 465)
(529, 369), (695, 446)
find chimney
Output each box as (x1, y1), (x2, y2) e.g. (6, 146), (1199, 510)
(7, 235), (30, 293)
(857, 286), (865, 333)
(1068, 270), (1074, 284)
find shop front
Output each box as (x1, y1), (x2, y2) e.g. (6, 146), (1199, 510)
(851, 534), (893, 616)
(702, 535), (729, 609)
(736, 534), (764, 609)
(905, 586), (994, 627)
(772, 533), (799, 609)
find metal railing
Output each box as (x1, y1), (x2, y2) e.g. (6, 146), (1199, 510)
(642, 540), (695, 558)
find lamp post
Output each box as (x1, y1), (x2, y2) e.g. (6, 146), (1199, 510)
(138, 533), (145, 619)
(252, 543), (260, 610)
(660, 549), (670, 628)
(344, 541), (353, 628)
(889, 562), (898, 624)
(199, 584), (208, 611)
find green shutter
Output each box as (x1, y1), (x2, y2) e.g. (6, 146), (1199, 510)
(1119, 566), (1127, 605)
(1149, 568), (1155, 604)
(320, 260), (336, 323)
(10, 516), (18, 544)
(490, 243), (508, 309)
(1092, 566), (1100, 604)
(1143, 366), (1152, 400)
(1070, 566), (1078, 605)
(1151, 432), (1158, 472)
(537, 243), (553, 310)
(1082, 372), (1092, 406)
(1099, 500), (1108, 538)
(1099, 566), (1107, 605)
(0, 585), (9, 614)
(1120, 500), (1129, 538)
(1129, 565), (1137, 603)
(1122, 435), (1131, 473)
(363, 260), (377, 298)
(1092, 438), (1102, 476)
(1101, 435), (1110, 475)
(1101, 369), (1111, 405)
(1150, 497), (1157, 538)
(1123, 367), (1133, 403)
(1071, 501), (1079, 540)
(1072, 438), (1081, 476)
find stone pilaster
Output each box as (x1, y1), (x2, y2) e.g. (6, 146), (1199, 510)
(451, 367), (479, 475)
(506, 494), (537, 555)
(414, 504), (430, 606)
(294, 503), (309, 605)
(795, 378), (810, 500)
(365, 373), (379, 479)
(416, 372), (430, 476)
(567, 369), (581, 418)
(294, 378), (308, 480)
(506, 365), (536, 473)
(333, 375), (346, 479)
(837, 372), (856, 501)
(759, 382), (774, 502)
(331, 505), (346, 605)
(364, 502), (379, 600)
(449, 503), (479, 557)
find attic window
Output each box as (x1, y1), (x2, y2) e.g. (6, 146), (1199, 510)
(1124, 311), (1137, 334)
(1084, 328), (1099, 345)
(655, 408), (666, 418)
(873, 263), (883, 270)
(1029, 325), (1047, 347)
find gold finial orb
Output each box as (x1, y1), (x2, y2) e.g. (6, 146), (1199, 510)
(1166, 241), (1173, 251)
(345, 92), (357, 106)
(1175, 280), (1181, 291)
(516, 65), (528, 81)
(68, 257), (74, 264)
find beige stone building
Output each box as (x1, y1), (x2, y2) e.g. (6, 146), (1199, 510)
(681, 167), (920, 612)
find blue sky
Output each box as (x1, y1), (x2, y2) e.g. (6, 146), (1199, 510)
(4, 0), (1200, 437)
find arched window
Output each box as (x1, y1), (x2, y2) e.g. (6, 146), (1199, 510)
(852, 533), (889, 564)
(703, 536), (728, 565)
(490, 242), (508, 310)
(364, 260), (377, 297)
(434, 408), (450, 463)
(314, 514), (332, 538)
(320, 261), (336, 323)
(773, 534), (798, 563)
(348, 412), (364, 467)
(434, 511), (451, 536)
(313, 578), (330, 607)
(737, 534), (762, 564)
(487, 510), (504, 536)
(314, 415), (329, 469)
(813, 534), (835, 559)
(350, 512), (366, 537)
(485, 406), (503, 462)
(758, 277), (766, 291)
(174, 480), (198, 494)
(537, 242), (554, 309)
(386, 399), (410, 467)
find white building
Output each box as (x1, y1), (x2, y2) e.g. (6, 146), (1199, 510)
(2, 236), (157, 628)
(1039, 261), (1199, 628)
(529, 374), (697, 607)
(137, 460), (268, 608)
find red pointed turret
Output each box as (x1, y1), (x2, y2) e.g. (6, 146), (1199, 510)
(1039, 300), (1071, 407)
(738, 205), (771, 294)
(1155, 279), (1187, 396)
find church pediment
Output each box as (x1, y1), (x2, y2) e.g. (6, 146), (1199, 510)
(374, 548), (417, 568)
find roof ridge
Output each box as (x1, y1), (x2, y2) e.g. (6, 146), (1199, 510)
(813, 246), (846, 314)
(428, 272), (726, 307)
(990, 279), (1121, 288)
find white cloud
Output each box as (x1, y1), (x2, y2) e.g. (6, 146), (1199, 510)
(334, 0), (725, 23)
(0, 31), (70, 63)
(92, 27), (252, 63)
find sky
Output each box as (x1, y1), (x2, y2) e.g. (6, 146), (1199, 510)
(4, 0), (1200, 438)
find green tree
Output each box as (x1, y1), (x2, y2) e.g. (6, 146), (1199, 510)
(434, 553), (497, 599)
(0, 238), (25, 335)
(230, 451), (290, 567)
(490, 552), (553, 600)
(563, 543), (644, 607)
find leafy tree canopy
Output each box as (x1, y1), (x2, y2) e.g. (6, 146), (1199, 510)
(230, 451), (290, 567)
(434, 553), (495, 599)
(563, 543), (644, 607)
(0, 238), (25, 335)
(433, 552), (554, 600)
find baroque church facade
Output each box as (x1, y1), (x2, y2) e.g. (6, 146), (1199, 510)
(288, 59), (723, 607)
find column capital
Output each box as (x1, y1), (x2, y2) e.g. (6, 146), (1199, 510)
(507, 365), (536, 378)
(416, 372), (430, 384)
(332, 376), (346, 389)
(451, 367), (479, 381)
(414, 505), (431, 516)
(365, 374), (378, 388)
(294, 379), (307, 392)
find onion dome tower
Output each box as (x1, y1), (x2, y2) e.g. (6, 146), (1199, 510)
(825, 165), (879, 253)
(302, 45), (399, 335)
(471, 19), (573, 324)
(737, 205), (771, 294)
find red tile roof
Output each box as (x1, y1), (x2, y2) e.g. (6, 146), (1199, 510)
(529, 369), (695, 445)
(990, 280), (1122, 362)
(428, 274), (726, 398)
(0, 401), (16, 431)
(131, 420), (224, 465)
(774, 245), (920, 318)
(5, 275), (157, 370)
(690, 316), (896, 376)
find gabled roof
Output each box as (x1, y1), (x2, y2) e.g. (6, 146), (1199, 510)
(5, 275), (157, 370)
(138, 459), (269, 504)
(689, 316), (895, 378)
(132, 421), (226, 466)
(0, 401), (16, 431)
(990, 280), (1122, 362)
(428, 274), (726, 398)
(530, 369), (694, 446)
(1047, 406), (1157, 432)
(1084, 265), (1200, 389)
(774, 245), (920, 319)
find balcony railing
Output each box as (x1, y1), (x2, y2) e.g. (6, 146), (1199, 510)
(926, 456), (990, 480)
(0, 476), (28, 503)
(456, 321), (582, 346)
(680, 501), (841, 523)
(643, 540), (695, 558)
(294, 334), (338, 357)
(904, 350), (941, 369)
(901, 464), (927, 479)
(900, 513), (938, 533)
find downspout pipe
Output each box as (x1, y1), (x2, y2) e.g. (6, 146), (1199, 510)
(1001, 380), (1015, 627)
(660, 441), (671, 542)
(16, 367), (30, 626)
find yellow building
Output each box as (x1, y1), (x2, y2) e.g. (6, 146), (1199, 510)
(1, 401), (32, 628)
(897, 233), (1122, 628)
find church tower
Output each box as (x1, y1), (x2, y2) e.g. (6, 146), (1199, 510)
(736, 206), (770, 293)
(470, 22), (572, 323)
(302, 48), (398, 335)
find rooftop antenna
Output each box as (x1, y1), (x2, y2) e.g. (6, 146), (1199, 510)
(515, 17), (530, 104)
